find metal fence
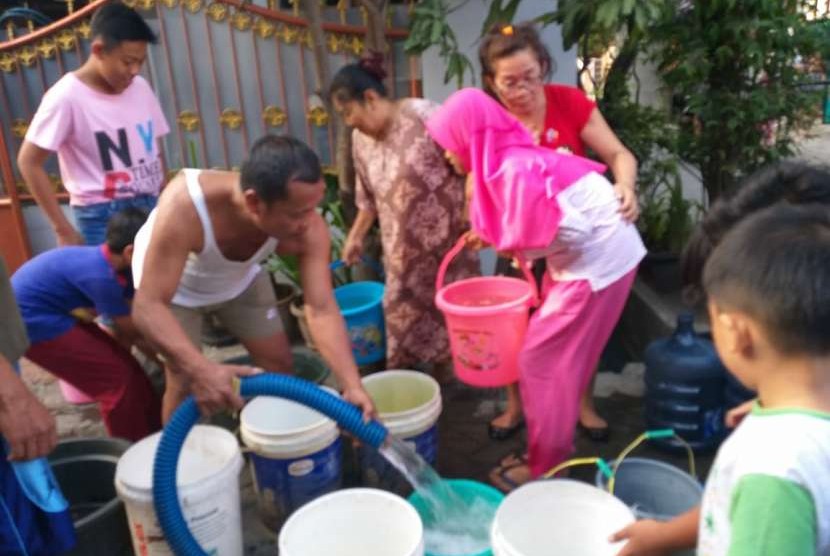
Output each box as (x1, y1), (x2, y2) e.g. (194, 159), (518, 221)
(0, 0), (415, 268)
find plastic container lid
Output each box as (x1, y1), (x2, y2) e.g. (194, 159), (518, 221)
(240, 386), (338, 437)
(115, 425), (241, 498)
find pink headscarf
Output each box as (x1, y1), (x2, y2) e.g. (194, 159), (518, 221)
(426, 88), (606, 251)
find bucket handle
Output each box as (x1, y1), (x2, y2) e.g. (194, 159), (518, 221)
(543, 457), (614, 481)
(607, 429), (697, 495)
(435, 236), (540, 306)
(330, 256), (385, 281)
(541, 429), (697, 496)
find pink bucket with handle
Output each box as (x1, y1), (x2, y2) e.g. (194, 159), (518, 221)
(435, 237), (539, 387)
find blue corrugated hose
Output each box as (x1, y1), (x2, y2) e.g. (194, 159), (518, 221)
(152, 373), (388, 555)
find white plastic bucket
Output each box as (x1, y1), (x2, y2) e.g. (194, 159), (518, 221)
(239, 387), (342, 530)
(491, 480), (635, 556)
(279, 488), (425, 556)
(360, 371), (442, 492)
(114, 425), (244, 556)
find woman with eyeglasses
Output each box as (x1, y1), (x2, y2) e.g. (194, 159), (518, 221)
(477, 23), (639, 458)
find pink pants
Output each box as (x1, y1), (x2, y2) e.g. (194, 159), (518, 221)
(25, 322), (162, 442)
(519, 269), (637, 477)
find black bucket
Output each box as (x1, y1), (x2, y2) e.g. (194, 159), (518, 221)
(48, 437), (133, 556)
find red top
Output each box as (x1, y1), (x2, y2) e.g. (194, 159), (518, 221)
(538, 84), (596, 156)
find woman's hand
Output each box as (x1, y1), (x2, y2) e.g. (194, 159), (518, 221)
(614, 182), (640, 223)
(342, 236), (364, 265)
(342, 384), (377, 422)
(463, 230), (488, 251)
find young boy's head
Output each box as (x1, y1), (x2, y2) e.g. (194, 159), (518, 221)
(89, 3), (157, 94)
(703, 203), (830, 390)
(105, 206), (149, 268)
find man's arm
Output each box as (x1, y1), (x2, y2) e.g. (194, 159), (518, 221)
(291, 215), (376, 419)
(17, 141), (82, 245)
(111, 314), (161, 364)
(0, 355), (57, 461)
(131, 183), (254, 416)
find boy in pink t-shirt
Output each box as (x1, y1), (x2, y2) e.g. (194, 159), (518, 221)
(18, 3), (169, 246)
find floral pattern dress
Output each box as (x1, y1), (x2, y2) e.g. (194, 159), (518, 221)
(352, 98), (479, 369)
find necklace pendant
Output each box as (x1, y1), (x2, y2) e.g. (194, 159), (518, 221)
(545, 127), (558, 144)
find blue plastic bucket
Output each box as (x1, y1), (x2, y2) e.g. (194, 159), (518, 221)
(359, 371), (442, 495)
(239, 390), (342, 531)
(334, 281), (385, 365)
(408, 479), (503, 556)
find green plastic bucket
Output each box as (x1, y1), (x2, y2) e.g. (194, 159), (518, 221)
(408, 479), (503, 556)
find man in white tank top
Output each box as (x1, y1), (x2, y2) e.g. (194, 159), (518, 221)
(131, 136), (375, 420)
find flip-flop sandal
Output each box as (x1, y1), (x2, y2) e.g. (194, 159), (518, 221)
(577, 421), (610, 442)
(488, 418), (525, 441)
(489, 452), (530, 493)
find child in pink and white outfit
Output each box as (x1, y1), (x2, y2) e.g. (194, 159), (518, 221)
(427, 88), (646, 489)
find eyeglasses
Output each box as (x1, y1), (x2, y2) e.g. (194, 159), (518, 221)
(493, 71), (542, 93)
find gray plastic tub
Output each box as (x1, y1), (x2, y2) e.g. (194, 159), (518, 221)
(595, 457), (703, 521)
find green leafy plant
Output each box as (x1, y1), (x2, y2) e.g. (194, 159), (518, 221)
(264, 171), (367, 289)
(547, 0), (668, 122)
(639, 166), (700, 254)
(650, 0), (825, 201)
(404, 0), (476, 86)
(609, 99), (698, 254)
(263, 253), (301, 289)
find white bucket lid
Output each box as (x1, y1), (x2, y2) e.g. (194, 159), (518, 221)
(279, 488), (424, 556)
(362, 371), (442, 438)
(491, 479), (635, 556)
(239, 387), (340, 457)
(115, 425), (242, 503)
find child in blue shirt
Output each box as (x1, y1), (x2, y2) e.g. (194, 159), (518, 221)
(12, 208), (161, 442)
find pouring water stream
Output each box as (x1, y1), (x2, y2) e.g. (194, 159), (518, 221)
(379, 437), (497, 555)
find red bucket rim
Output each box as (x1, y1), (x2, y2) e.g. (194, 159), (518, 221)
(435, 276), (533, 316)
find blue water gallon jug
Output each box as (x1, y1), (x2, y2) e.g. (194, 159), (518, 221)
(645, 312), (727, 452)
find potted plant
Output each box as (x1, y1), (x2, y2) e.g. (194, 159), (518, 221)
(637, 161), (699, 293)
(266, 171), (382, 349)
(603, 100), (698, 293)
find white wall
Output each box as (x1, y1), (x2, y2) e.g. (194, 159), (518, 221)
(421, 0), (576, 103)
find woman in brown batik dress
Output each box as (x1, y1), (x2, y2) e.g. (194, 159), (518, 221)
(329, 55), (478, 373)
